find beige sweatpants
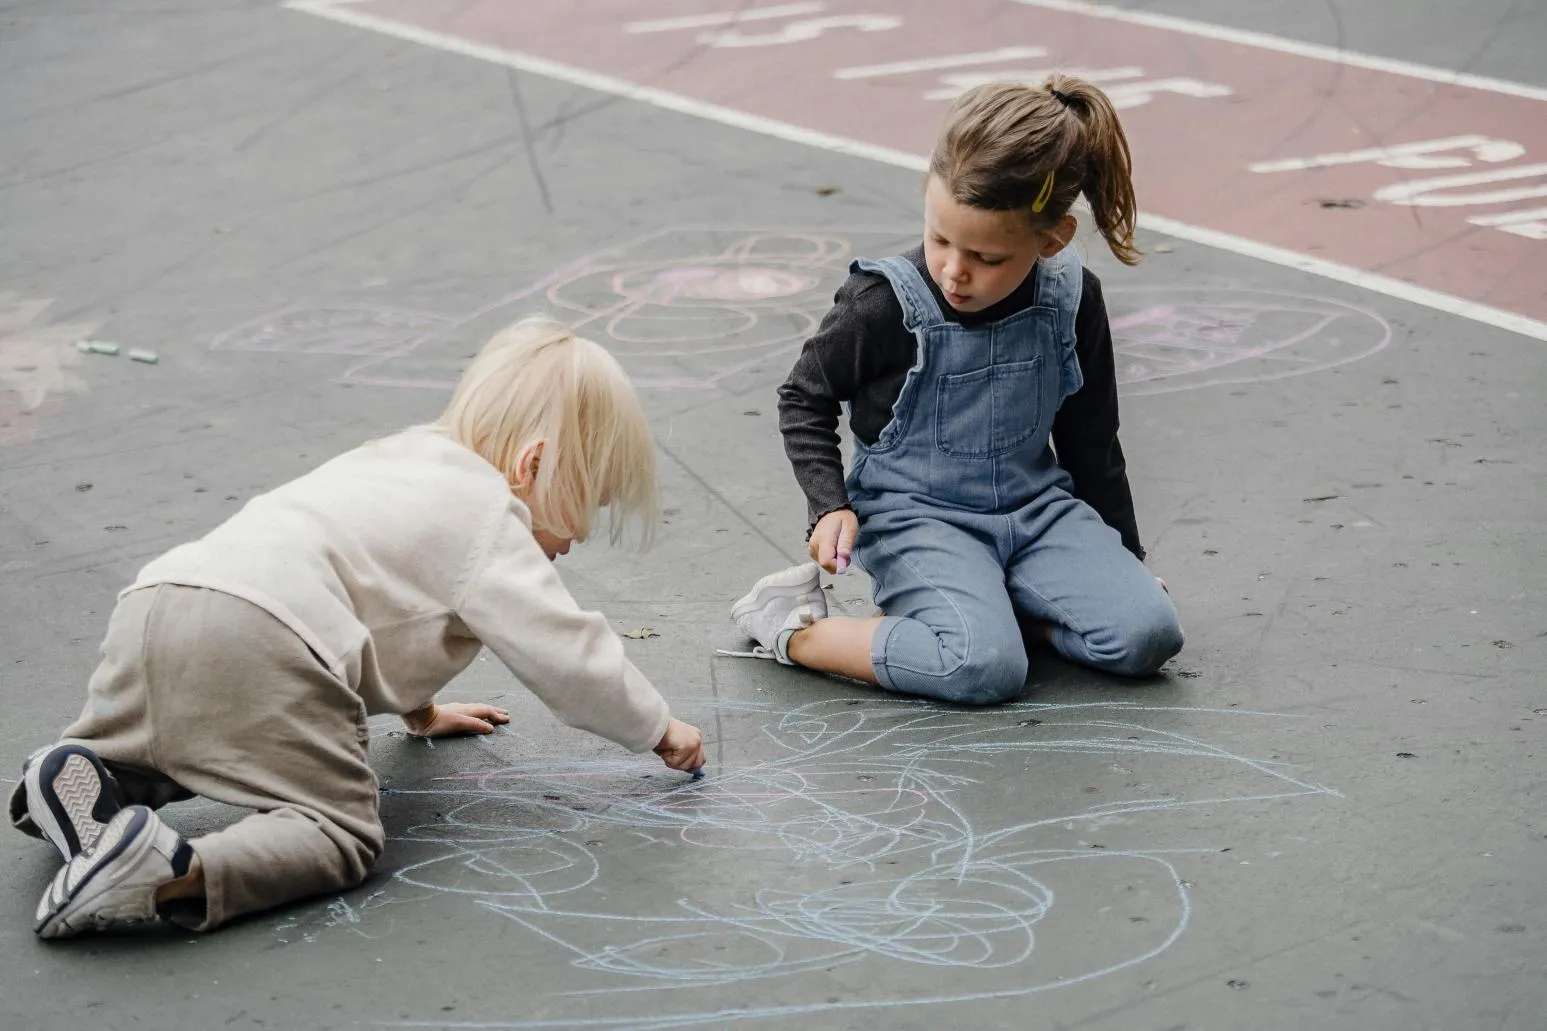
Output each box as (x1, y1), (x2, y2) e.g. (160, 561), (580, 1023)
(8, 584), (384, 930)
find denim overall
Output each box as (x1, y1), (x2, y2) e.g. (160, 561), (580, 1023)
(846, 250), (1182, 703)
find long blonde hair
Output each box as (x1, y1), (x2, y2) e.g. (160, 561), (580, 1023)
(929, 75), (1141, 265)
(436, 317), (659, 547)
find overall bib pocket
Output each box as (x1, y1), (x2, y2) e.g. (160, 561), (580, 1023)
(934, 356), (1044, 459)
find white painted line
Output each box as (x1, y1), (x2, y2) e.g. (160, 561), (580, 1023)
(1373, 162), (1547, 207)
(922, 65), (1144, 103)
(626, 2), (826, 35)
(1249, 136), (1526, 174)
(285, 0), (1547, 343)
(1136, 213), (1547, 341)
(834, 45), (1048, 80)
(1469, 206), (1547, 226)
(285, 0), (929, 169)
(1008, 0), (1547, 103)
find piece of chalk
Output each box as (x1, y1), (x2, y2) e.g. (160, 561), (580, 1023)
(689, 767), (705, 780)
(76, 340), (120, 356)
(835, 555), (849, 574)
(128, 349), (159, 364)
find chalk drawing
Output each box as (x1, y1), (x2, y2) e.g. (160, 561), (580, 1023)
(267, 697), (1337, 1029)
(212, 229), (913, 394)
(1107, 287), (1394, 396)
(0, 292), (98, 447)
(273, 890), (396, 944)
(209, 304), (459, 390)
(211, 236), (1393, 399)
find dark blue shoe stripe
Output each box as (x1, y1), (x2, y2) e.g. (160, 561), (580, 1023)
(34, 745), (124, 858)
(44, 807), (151, 926)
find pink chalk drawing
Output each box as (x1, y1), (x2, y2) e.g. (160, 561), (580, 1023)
(1107, 288), (1393, 396)
(211, 232), (1393, 397)
(0, 292), (99, 448)
(212, 228), (912, 394)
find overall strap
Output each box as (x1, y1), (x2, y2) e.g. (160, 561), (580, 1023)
(853, 255), (948, 332)
(1034, 248), (1087, 400)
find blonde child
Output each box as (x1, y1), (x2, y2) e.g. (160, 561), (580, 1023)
(14, 317), (704, 938)
(732, 76), (1183, 702)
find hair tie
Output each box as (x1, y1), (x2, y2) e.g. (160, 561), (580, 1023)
(1030, 170), (1056, 213)
(1049, 87), (1072, 105)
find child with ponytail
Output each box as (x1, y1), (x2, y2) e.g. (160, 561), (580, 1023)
(731, 76), (1183, 703)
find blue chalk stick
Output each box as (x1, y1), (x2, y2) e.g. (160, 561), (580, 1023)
(689, 767), (705, 780)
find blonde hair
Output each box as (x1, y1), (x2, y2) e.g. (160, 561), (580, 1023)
(929, 75), (1141, 265)
(436, 317), (659, 547)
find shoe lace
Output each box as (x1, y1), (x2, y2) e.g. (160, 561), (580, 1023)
(714, 646), (775, 660)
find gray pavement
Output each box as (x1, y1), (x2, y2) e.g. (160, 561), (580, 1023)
(1, 2), (1544, 1030)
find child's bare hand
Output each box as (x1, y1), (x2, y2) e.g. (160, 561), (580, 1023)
(809, 508), (858, 574)
(653, 718), (705, 772)
(402, 702), (510, 738)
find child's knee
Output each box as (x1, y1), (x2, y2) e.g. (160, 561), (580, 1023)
(888, 635), (1028, 705)
(953, 645), (1030, 704)
(342, 824), (386, 879)
(1094, 604), (1184, 677)
(308, 811), (384, 886)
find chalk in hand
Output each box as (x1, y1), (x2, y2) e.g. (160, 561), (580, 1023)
(835, 554), (849, 574)
(688, 767), (705, 780)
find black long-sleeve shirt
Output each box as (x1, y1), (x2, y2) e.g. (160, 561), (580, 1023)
(777, 244), (1144, 559)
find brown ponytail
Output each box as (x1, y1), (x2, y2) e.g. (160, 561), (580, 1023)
(928, 75), (1142, 265)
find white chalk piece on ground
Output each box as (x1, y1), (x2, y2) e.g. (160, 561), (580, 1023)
(1154, 243), (1176, 254)
(75, 340), (121, 356)
(622, 627), (660, 639)
(128, 349), (159, 364)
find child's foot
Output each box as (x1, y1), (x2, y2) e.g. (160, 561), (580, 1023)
(34, 806), (193, 939)
(22, 743), (124, 861)
(729, 562), (828, 664)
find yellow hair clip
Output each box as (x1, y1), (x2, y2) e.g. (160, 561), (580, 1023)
(1030, 170), (1056, 213)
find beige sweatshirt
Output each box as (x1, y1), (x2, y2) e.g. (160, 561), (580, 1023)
(127, 427), (671, 753)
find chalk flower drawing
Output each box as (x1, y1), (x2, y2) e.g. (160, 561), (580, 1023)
(211, 230), (1392, 399)
(288, 698), (1338, 1030)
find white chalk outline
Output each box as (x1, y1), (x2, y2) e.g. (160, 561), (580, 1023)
(361, 698), (1338, 1029)
(283, 0), (1547, 343)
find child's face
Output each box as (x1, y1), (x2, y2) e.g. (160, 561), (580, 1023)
(533, 528), (573, 561)
(509, 440), (574, 560)
(923, 175), (1074, 314)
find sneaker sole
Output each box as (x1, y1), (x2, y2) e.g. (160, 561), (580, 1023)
(731, 562), (824, 622)
(24, 745), (122, 861)
(35, 807), (155, 939)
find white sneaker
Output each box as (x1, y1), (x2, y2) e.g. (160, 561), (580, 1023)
(728, 562), (828, 663)
(35, 806), (194, 939)
(22, 743), (124, 861)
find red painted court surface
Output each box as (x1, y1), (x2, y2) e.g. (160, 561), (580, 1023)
(292, 0), (1547, 339)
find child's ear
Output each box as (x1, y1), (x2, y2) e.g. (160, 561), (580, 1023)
(511, 440), (546, 494)
(1038, 215), (1078, 258)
